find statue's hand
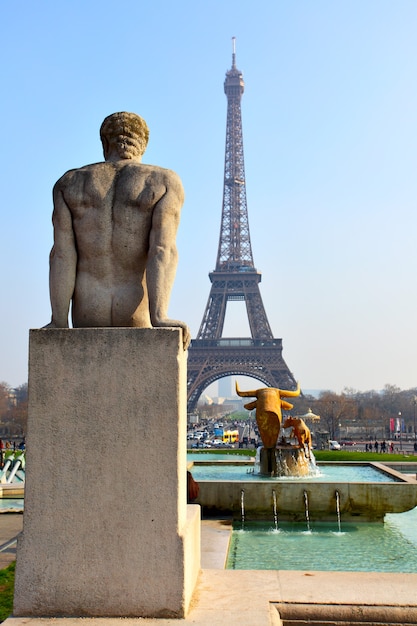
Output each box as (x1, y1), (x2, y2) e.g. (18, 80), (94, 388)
(152, 319), (191, 350)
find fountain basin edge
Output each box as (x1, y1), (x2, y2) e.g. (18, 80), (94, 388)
(193, 462), (417, 522)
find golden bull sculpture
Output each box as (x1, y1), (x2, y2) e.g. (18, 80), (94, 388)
(235, 381), (301, 449)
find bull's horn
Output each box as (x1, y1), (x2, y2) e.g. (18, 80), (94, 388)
(280, 383), (301, 398)
(235, 381), (257, 398)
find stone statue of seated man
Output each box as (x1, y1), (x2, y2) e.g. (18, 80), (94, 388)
(44, 111), (190, 349)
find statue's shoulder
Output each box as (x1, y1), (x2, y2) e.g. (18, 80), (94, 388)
(130, 162), (181, 180)
(138, 163), (183, 193)
(54, 162), (108, 190)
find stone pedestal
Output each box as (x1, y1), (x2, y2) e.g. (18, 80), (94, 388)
(259, 446), (310, 476)
(14, 328), (200, 618)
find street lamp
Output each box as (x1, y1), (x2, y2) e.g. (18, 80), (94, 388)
(398, 412), (402, 450)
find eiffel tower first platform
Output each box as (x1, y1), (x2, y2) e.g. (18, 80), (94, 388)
(187, 40), (297, 412)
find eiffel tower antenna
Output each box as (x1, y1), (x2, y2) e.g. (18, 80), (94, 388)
(232, 36), (236, 68)
(187, 42), (297, 411)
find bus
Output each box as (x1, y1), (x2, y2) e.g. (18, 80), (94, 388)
(222, 430), (239, 444)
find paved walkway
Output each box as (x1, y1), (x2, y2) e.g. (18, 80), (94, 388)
(0, 513), (22, 569)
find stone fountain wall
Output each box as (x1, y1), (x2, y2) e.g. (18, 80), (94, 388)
(196, 475), (417, 522)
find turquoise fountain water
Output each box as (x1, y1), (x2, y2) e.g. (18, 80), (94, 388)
(190, 463), (399, 482)
(226, 505), (417, 572)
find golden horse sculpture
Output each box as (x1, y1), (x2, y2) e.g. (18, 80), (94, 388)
(235, 381), (301, 449)
(282, 416), (312, 458)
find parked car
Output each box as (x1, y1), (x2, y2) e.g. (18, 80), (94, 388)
(329, 440), (341, 450)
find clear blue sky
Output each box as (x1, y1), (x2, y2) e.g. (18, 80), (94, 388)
(1, 1), (416, 394)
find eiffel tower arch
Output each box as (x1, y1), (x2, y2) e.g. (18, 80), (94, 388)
(187, 40), (297, 412)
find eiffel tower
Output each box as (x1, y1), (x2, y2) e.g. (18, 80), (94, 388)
(187, 40), (297, 412)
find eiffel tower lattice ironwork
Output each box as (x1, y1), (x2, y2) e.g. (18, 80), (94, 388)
(187, 40), (297, 412)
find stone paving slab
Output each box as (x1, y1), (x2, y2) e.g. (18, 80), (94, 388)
(5, 570), (417, 625)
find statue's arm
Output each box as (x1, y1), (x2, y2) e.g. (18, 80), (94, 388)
(146, 172), (190, 349)
(43, 181), (77, 328)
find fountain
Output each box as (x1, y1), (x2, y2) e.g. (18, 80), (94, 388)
(0, 453), (25, 503)
(217, 382), (417, 521)
(303, 490), (311, 531)
(335, 489), (342, 532)
(236, 382), (315, 477)
(191, 457), (417, 522)
(272, 490), (278, 530)
(0, 453), (25, 483)
(240, 489), (245, 524)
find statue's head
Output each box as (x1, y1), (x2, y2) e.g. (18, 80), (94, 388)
(100, 112), (150, 161)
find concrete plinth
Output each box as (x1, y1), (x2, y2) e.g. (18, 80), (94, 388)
(14, 328), (200, 618)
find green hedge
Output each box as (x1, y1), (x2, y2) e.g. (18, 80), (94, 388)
(188, 448), (417, 463)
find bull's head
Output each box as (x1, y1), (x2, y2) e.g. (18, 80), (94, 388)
(235, 381), (300, 449)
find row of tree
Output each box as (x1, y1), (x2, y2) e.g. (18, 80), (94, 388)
(2, 380), (417, 442)
(197, 384), (417, 442)
(293, 384), (417, 440)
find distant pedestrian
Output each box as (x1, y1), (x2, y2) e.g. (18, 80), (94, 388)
(381, 441), (386, 453)
(374, 440), (379, 453)
(390, 442), (394, 453)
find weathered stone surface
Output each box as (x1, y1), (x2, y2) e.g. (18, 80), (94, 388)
(14, 328), (200, 617)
